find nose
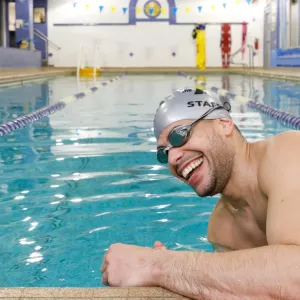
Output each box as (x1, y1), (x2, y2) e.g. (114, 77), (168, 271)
(168, 147), (184, 166)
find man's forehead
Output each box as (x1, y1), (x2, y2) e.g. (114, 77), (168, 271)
(156, 119), (195, 146)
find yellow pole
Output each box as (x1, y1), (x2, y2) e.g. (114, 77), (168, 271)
(196, 25), (206, 70)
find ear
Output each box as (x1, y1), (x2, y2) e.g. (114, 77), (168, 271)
(217, 118), (234, 137)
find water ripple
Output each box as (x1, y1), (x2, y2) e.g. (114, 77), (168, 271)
(0, 74), (295, 287)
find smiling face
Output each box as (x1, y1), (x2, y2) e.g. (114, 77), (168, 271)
(157, 118), (236, 197)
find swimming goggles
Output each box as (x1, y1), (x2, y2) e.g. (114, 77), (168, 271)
(156, 102), (231, 164)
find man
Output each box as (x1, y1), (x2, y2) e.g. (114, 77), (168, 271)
(101, 88), (300, 299)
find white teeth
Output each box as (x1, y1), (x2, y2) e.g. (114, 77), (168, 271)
(182, 158), (203, 179)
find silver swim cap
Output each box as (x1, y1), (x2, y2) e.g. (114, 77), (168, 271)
(153, 87), (232, 140)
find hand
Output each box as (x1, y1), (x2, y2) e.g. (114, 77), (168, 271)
(100, 243), (161, 287)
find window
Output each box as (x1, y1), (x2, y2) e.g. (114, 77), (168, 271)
(8, 1), (16, 31)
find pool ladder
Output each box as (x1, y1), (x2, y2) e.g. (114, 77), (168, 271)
(230, 44), (255, 69)
(77, 44), (101, 79)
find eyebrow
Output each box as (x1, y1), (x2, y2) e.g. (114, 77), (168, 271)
(156, 137), (169, 149)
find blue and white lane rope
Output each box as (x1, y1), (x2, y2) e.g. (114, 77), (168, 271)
(179, 72), (300, 130)
(178, 71), (250, 104)
(0, 73), (127, 136)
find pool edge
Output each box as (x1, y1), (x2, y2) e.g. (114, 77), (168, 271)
(0, 69), (75, 87)
(0, 287), (190, 299)
(2, 67), (300, 86)
(100, 67), (300, 82)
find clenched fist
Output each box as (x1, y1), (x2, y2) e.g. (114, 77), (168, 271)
(100, 243), (166, 287)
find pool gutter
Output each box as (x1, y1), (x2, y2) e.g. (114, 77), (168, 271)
(2, 67), (300, 86)
(0, 287), (189, 299)
(0, 68), (75, 87)
(99, 67), (300, 82)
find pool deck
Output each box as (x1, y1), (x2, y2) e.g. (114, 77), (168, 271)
(242, 67), (300, 81)
(103, 67), (300, 81)
(0, 287), (188, 300)
(1, 67), (300, 87)
(0, 67), (75, 86)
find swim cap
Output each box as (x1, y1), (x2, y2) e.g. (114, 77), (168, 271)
(153, 87), (232, 140)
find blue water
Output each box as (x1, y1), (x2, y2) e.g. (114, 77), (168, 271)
(0, 74), (296, 287)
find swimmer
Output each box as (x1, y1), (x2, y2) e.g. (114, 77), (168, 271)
(101, 87), (300, 299)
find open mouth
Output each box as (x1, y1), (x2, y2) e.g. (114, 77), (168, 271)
(181, 158), (204, 181)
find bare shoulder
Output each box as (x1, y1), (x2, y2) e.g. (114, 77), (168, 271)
(208, 197), (235, 251)
(257, 131), (300, 245)
(272, 130), (300, 143)
(259, 130), (300, 194)
(265, 130), (300, 150)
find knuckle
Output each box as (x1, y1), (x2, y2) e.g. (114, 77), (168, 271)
(109, 243), (121, 251)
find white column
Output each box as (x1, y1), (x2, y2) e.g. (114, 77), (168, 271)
(28, 0), (34, 51)
(280, 0), (288, 48)
(1, 0), (7, 47)
(298, 0), (300, 46)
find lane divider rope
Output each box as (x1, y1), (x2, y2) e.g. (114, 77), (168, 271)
(179, 72), (300, 129)
(0, 73), (127, 136)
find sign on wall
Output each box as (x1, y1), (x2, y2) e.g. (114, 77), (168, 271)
(144, 1), (162, 19)
(34, 7), (46, 24)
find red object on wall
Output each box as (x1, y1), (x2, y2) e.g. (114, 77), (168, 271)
(254, 38), (259, 50)
(241, 22), (247, 59)
(220, 23), (231, 68)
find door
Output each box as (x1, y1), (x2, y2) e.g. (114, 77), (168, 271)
(264, 9), (271, 68)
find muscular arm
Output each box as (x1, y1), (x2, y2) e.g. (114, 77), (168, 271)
(151, 132), (300, 300)
(153, 244), (300, 300)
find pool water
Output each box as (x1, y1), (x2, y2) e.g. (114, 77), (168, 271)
(0, 74), (296, 287)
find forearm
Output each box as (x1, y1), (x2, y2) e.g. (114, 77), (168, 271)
(152, 245), (300, 300)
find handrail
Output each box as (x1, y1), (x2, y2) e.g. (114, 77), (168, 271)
(33, 29), (61, 50)
(230, 44), (255, 69)
(77, 45), (101, 79)
(230, 45), (248, 68)
(248, 45), (255, 68)
(93, 45), (101, 79)
(77, 44), (84, 79)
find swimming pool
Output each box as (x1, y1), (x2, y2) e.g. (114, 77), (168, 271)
(0, 73), (296, 287)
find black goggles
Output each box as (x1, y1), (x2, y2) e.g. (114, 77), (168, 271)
(156, 102), (231, 164)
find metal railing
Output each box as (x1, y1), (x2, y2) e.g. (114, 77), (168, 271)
(93, 44), (101, 79)
(230, 44), (254, 69)
(34, 29), (61, 51)
(34, 29), (61, 64)
(77, 44), (84, 78)
(77, 44), (101, 79)
(248, 45), (255, 68)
